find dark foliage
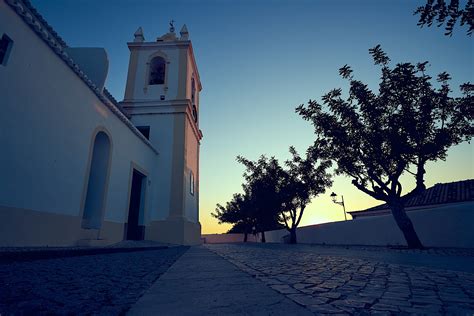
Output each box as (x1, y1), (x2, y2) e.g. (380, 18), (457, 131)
(236, 156), (287, 242)
(236, 148), (332, 244)
(414, 0), (474, 36)
(296, 45), (473, 248)
(279, 146), (332, 243)
(213, 193), (257, 242)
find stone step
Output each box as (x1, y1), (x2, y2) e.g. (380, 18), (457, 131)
(75, 238), (114, 247)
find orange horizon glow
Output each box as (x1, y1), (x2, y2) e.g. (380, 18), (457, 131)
(201, 142), (473, 234)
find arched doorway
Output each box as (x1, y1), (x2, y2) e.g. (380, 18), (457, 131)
(82, 131), (111, 229)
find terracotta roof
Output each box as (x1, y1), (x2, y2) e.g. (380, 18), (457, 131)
(349, 179), (474, 216)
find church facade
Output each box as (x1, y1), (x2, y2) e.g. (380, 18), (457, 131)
(0, 0), (202, 246)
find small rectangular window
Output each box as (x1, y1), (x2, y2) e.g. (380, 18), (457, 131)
(190, 172), (195, 195)
(136, 126), (150, 140)
(0, 34), (13, 66)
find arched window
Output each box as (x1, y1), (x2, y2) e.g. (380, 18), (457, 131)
(191, 77), (198, 123)
(149, 56), (166, 85)
(191, 77), (196, 103)
(190, 171), (195, 195)
(192, 104), (198, 123)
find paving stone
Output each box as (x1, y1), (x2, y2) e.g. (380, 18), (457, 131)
(270, 284), (300, 294)
(309, 286), (330, 293)
(359, 291), (383, 299)
(382, 293), (411, 301)
(307, 304), (343, 314)
(409, 297), (442, 305)
(378, 298), (411, 307)
(333, 299), (368, 309)
(370, 311), (392, 316)
(370, 303), (400, 312)
(439, 294), (473, 303)
(319, 292), (342, 300)
(294, 283), (313, 290)
(287, 293), (329, 306)
(346, 295), (377, 305)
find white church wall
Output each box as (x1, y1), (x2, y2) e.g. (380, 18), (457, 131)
(184, 118), (199, 223)
(128, 114), (176, 221)
(0, 1), (158, 245)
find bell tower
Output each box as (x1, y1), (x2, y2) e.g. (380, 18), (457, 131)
(121, 22), (202, 245)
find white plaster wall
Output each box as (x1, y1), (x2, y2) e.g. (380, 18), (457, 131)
(130, 47), (181, 101)
(265, 202), (474, 248)
(0, 2), (157, 225)
(184, 119), (199, 223)
(202, 233), (258, 244)
(128, 114), (175, 221)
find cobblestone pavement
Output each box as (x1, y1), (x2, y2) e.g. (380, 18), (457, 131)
(298, 244), (474, 258)
(207, 244), (474, 315)
(0, 246), (188, 315)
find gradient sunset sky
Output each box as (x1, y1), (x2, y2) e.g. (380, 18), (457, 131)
(33, 0), (473, 234)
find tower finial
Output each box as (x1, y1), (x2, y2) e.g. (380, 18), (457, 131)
(169, 20), (175, 33)
(180, 24), (189, 40)
(134, 27), (144, 42)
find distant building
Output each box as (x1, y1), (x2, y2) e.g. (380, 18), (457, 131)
(349, 179), (474, 219)
(0, 0), (202, 246)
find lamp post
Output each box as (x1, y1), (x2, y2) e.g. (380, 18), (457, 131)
(330, 192), (347, 221)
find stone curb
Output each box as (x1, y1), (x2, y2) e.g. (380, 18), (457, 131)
(0, 246), (169, 263)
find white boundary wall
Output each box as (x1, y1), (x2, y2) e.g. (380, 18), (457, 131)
(265, 202), (474, 248)
(202, 233), (259, 244)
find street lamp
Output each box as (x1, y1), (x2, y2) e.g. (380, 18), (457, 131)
(330, 192), (347, 221)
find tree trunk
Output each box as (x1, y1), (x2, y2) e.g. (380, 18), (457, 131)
(390, 203), (424, 249)
(415, 162), (427, 192)
(289, 228), (297, 244)
(243, 232), (248, 242)
(261, 231), (266, 243)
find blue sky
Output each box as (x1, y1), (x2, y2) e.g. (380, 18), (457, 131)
(33, 0), (473, 233)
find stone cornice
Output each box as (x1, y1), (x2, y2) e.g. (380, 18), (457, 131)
(127, 40), (191, 49)
(6, 0), (158, 155)
(123, 100), (203, 142)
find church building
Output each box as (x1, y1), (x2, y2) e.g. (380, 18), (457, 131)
(0, 0), (202, 246)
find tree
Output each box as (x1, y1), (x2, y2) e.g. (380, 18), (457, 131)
(213, 193), (255, 242)
(237, 156), (287, 242)
(414, 0), (474, 36)
(296, 45), (473, 249)
(279, 146), (332, 244)
(237, 148), (332, 244)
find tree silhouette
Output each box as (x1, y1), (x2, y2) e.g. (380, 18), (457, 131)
(237, 156), (287, 242)
(414, 0), (474, 36)
(296, 45), (473, 249)
(280, 146), (332, 244)
(213, 193), (255, 242)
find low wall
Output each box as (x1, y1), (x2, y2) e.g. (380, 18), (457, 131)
(202, 233), (258, 244)
(265, 202), (474, 248)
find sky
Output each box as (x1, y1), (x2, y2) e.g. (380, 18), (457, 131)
(32, 0), (473, 234)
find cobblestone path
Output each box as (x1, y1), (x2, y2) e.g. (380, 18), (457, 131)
(0, 247), (188, 315)
(207, 244), (474, 315)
